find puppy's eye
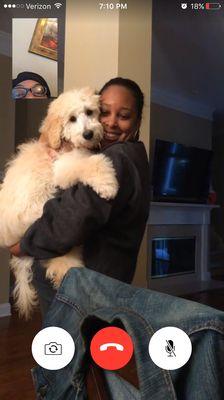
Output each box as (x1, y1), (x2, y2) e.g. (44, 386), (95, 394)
(70, 116), (77, 122)
(85, 109), (93, 116)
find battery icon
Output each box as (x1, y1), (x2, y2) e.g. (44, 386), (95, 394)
(205, 2), (221, 9)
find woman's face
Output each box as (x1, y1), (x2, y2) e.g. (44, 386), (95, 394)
(100, 85), (140, 145)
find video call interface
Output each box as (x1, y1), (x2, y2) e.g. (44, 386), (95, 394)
(0, 1), (224, 399)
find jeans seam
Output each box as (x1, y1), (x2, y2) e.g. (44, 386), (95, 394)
(187, 323), (224, 336)
(56, 294), (86, 317)
(42, 369), (54, 386)
(72, 373), (86, 399)
(110, 373), (140, 399)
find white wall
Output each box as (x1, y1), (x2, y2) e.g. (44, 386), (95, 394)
(64, 0), (119, 91)
(12, 18), (57, 96)
(118, 0), (151, 153)
(118, 0), (152, 287)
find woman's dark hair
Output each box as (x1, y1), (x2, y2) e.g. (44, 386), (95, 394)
(99, 77), (144, 121)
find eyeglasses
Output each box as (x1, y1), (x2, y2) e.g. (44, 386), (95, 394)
(12, 84), (47, 99)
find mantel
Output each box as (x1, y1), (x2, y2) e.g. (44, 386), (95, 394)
(148, 202), (218, 226)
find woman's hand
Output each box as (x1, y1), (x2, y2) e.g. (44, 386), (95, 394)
(9, 242), (25, 257)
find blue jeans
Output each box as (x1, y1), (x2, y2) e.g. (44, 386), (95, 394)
(31, 267), (224, 399)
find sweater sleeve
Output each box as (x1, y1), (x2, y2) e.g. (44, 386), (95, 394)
(20, 184), (113, 259)
(20, 143), (132, 259)
(20, 143), (136, 260)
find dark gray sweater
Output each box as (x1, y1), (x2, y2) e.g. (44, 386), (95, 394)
(21, 141), (150, 283)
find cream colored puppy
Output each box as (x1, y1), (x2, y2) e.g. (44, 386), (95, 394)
(0, 87), (118, 319)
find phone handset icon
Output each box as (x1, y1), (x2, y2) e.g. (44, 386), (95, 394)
(99, 342), (124, 352)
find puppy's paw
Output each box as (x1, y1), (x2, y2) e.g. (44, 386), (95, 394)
(44, 252), (82, 288)
(45, 266), (65, 288)
(93, 173), (118, 199)
(53, 158), (79, 189)
(85, 154), (119, 200)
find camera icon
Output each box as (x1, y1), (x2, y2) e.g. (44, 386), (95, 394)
(44, 342), (62, 355)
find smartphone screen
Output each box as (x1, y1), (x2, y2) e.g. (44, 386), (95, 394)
(0, 1), (223, 399)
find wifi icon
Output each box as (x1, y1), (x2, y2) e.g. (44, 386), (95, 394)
(54, 2), (62, 8)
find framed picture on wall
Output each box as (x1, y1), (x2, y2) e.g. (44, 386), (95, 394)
(29, 18), (58, 61)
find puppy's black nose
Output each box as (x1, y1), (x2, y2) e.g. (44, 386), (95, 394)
(83, 130), (94, 140)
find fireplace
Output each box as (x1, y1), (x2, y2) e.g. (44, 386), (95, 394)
(147, 202), (220, 295)
(151, 236), (196, 278)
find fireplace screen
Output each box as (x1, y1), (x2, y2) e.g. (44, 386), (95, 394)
(151, 237), (196, 278)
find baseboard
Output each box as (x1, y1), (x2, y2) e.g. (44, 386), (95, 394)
(0, 302), (11, 317)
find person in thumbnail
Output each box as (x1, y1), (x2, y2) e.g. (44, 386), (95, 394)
(12, 71), (51, 99)
(10, 77), (150, 316)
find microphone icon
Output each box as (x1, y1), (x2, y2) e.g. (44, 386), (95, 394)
(165, 340), (176, 357)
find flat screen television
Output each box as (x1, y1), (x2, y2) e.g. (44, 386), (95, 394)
(152, 139), (212, 203)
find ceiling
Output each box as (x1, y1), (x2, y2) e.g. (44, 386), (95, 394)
(151, 0), (224, 120)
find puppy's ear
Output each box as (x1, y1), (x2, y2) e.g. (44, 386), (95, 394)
(39, 113), (62, 149)
(80, 86), (94, 97)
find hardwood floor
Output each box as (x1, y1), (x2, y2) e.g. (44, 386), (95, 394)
(0, 287), (223, 400)
(0, 307), (41, 400)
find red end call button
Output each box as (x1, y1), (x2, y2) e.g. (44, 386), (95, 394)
(90, 327), (134, 370)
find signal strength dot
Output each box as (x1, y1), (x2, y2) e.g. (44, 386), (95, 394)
(3, 3), (16, 7)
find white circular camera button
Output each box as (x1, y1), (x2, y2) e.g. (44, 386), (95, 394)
(32, 327), (75, 370)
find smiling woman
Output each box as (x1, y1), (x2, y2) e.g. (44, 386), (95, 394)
(99, 77), (144, 147)
(11, 77), (150, 319)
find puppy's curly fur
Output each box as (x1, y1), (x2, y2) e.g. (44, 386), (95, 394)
(0, 87), (118, 319)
